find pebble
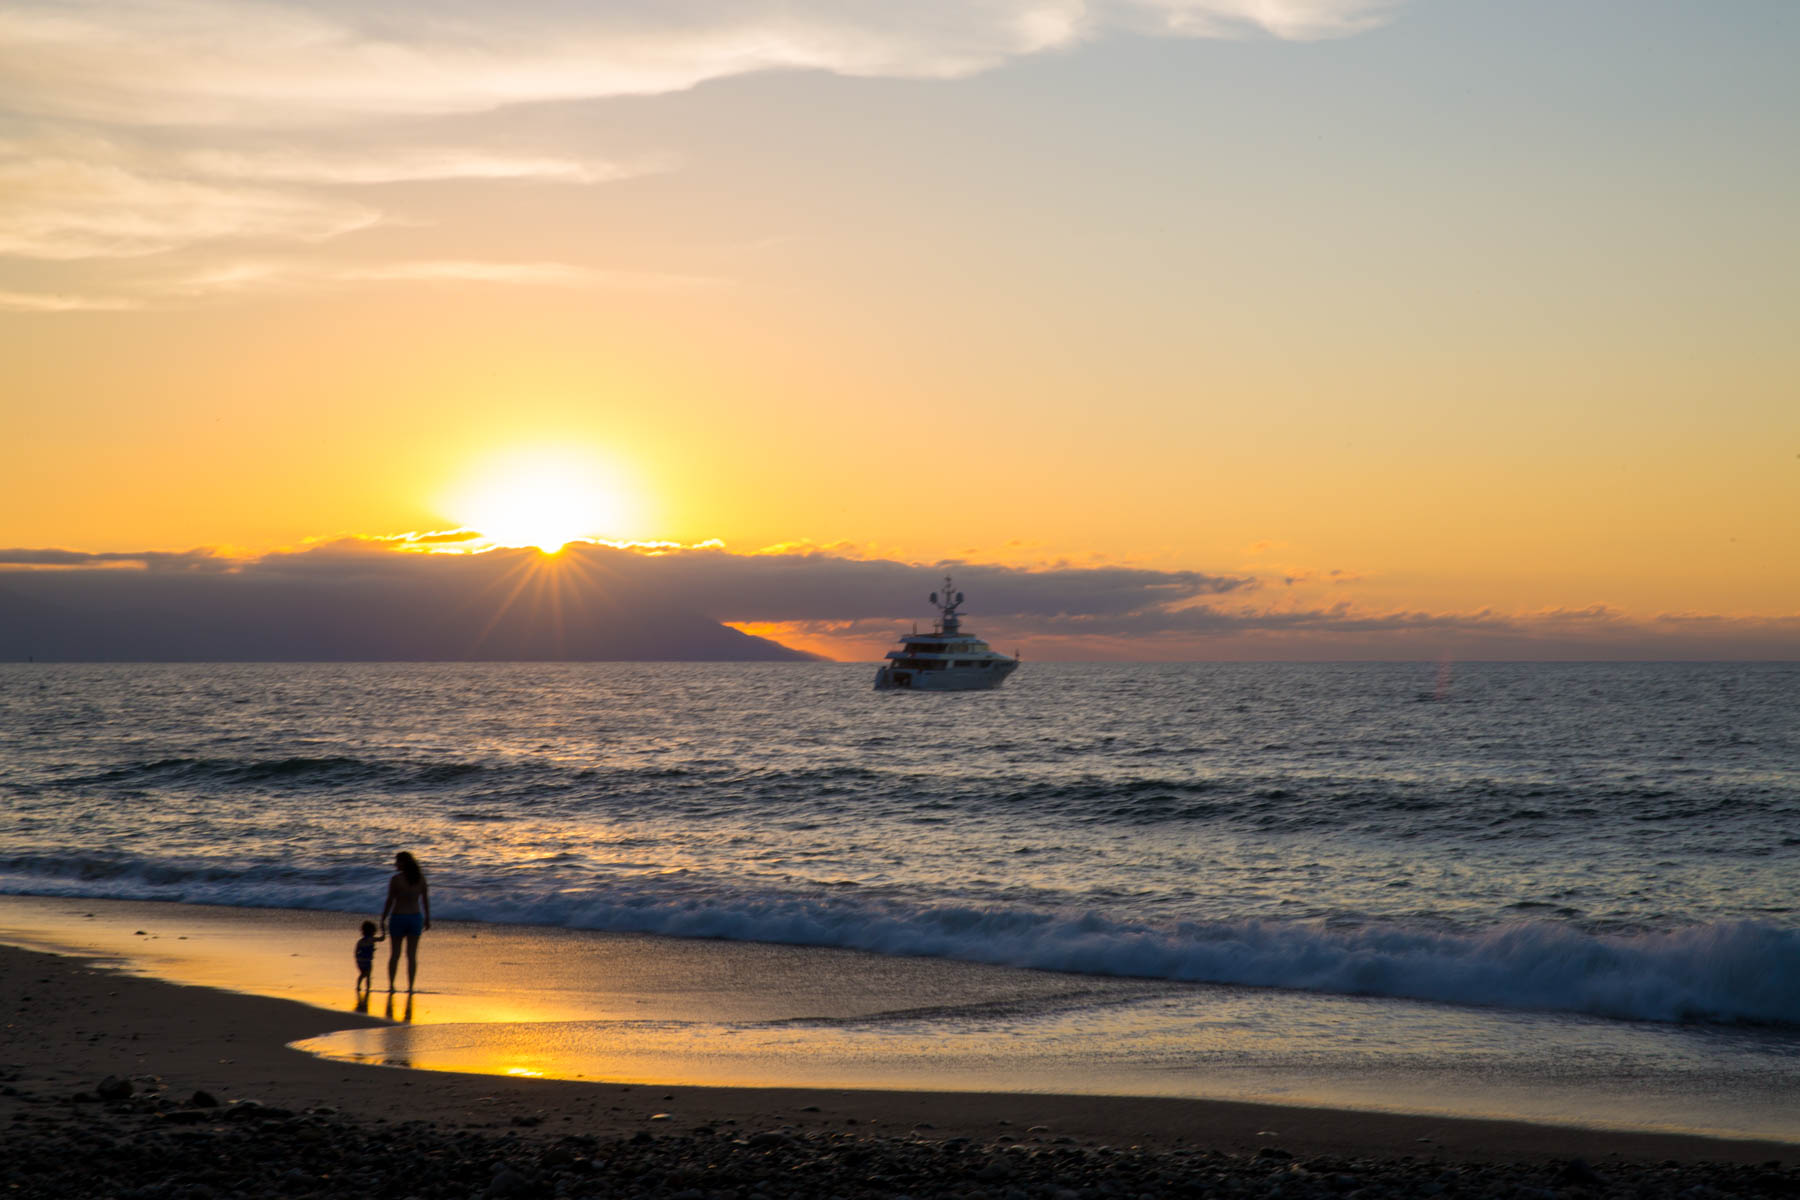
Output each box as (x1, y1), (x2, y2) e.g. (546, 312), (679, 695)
(2, 1087), (1793, 1200)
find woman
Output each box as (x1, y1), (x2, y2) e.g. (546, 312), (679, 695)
(380, 851), (431, 992)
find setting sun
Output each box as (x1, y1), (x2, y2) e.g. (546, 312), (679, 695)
(448, 451), (632, 552)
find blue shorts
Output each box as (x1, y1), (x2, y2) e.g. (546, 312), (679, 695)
(388, 913), (424, 940)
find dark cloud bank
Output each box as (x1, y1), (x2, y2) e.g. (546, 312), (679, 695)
(0, 542), (1793, 661)
(0, 543), (805, 662)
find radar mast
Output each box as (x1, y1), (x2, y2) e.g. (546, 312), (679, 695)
(930, 576), (965, 635)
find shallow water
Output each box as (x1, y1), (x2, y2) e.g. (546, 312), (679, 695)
(2, 661), (1796, 1136)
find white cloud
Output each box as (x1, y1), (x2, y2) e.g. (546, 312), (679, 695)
(0, 156), (378, 259)
(0, 0), (1403, 127)
(1130, 0), (1401, 39)
(180, 147), (671, 185)
(0, 0), (1401, 309)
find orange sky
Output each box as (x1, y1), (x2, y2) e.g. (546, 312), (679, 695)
(4, 0), (1796, 658)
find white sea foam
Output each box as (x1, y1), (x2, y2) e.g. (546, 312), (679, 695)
(6, 860), (1795, 1026)
(471, 888), (1800, 1026)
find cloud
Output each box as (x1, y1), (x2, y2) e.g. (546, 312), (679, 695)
(388, 529), (486, 547)
(0, 249), (717, 309)
(584, 545), (1253, 622)
(1130, 0), (1400, 39)
(0, 0), (1401, 311)
(180, 146), (670, 185)
(4, 540), (1795, 662)
(0, 1), (1404, 127)
(156, 256), (718, 299)
(0, 543), (815, 661)
(0, 547), (229, 570)
(0, 256), (719, 313)
(0, 155), (378, 260)
(0, 288), (139, 312)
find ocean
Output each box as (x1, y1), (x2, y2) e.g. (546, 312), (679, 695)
(2, 661), (1797, 1137)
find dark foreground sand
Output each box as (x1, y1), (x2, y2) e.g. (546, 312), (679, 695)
(3, 943), (1795, 1199)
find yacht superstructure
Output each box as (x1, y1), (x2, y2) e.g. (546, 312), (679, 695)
(873, 578), (1019, 691)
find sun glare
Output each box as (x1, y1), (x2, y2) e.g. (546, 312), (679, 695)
(451, 452), (630, 552)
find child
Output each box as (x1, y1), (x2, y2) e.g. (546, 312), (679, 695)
(354, 920), (385, 992)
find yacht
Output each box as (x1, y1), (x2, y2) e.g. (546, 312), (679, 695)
(874, 578), (1019, 691)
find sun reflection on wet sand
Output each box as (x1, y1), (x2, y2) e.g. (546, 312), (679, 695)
(296, 1007), (1800, 1144)
(7, 894), (1800, 1143)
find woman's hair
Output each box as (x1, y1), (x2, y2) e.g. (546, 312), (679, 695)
(395, 851), (424, 885)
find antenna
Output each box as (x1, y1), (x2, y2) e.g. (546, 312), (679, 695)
(934, 574), (963, 635)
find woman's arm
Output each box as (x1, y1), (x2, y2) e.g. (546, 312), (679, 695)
(380, 875), (396, 927)
(422, 881), (431, 931)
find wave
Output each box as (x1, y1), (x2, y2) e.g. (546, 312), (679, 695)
(41, 752), (1798, 849)
(3, 855), (1795, 1027)
(59, 755), (500, 791)
(481, 891), (1800, 1027)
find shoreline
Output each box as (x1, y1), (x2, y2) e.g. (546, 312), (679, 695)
(3, 938), (1795, 1170)
(6, 892), (1799, 1146)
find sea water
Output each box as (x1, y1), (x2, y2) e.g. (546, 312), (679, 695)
(2, 661), (1796, 1136)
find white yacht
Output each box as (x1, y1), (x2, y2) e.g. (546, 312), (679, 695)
(874, 578), (1020, 691)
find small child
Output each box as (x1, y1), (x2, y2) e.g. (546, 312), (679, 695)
(354, 920), (385, 991)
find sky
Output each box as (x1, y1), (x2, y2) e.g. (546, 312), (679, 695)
(3, 0), (1796, 660)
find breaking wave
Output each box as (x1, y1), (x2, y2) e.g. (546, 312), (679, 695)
(2, 852), (1794, 1027)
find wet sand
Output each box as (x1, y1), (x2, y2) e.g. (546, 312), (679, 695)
(5, 893), (1797, 1145)
(4, 893), (1798, 1199)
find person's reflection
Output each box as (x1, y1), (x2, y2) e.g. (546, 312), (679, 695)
(354, 989), (371, 1014)
(383, 991), (414, 1023)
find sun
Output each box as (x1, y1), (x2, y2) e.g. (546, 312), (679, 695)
(450, 451), (630, 552)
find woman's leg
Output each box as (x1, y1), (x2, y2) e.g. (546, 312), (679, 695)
(387, 935), (403, 990)
(404, 932), (420, 991)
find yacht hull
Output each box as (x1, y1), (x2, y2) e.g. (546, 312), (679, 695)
(874, 661), (1017, 691)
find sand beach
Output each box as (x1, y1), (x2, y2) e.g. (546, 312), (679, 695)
(4, 895), (1796, 1199)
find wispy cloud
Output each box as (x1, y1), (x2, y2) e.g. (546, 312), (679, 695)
(180, 146), (672, 185)
(0, 156), (378, 260)
(1130, 0), (1401, 39)
(158, 256), (719, 299)
(0, 0), (1403, 310)
(0, 1), (1404, 127)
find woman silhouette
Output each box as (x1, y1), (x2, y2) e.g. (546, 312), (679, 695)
(381, 851), (431, 992)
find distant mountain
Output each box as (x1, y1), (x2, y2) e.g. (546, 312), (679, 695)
(0, 553), (818, 662)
